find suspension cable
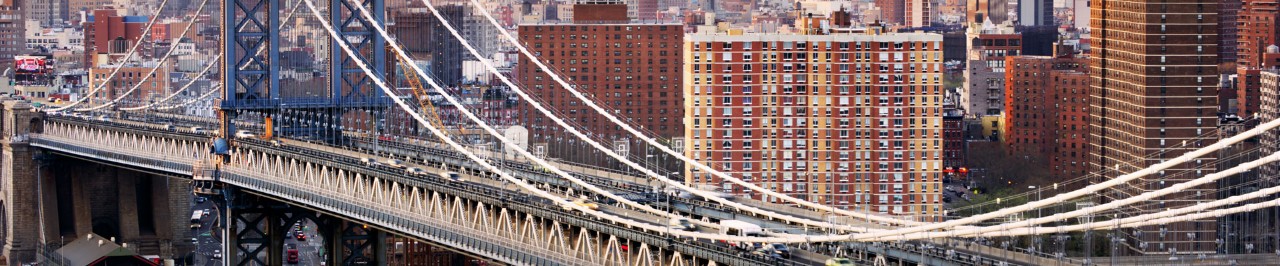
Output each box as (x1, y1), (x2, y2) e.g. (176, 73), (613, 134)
(50, 0), (173, 112)
(78, 0), (212, 112)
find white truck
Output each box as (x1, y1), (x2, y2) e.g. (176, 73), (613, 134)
(718, 220), (763, 249)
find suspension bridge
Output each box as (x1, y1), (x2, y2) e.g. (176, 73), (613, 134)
(0, 0), (1278, 265)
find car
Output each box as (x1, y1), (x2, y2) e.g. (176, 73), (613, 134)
(271, 139), (282, 146)
(287, 249), (299, 264)
(295, 233), (307, 241)
(234, 130), (254, 139)
(406, 167), (425, 175)
(763, 243), (791, 259)
(572, 198), (599, 211)
(190, 223), (201, 229)
(191, 237), (198, 244)
(96, 115), (111, 122)
(384, 159), (405, 168)
(212, 251), (222, 259)
(190, 127), (206, 134)
(749, 248), (782, 261)
(163, 124), (175, 131)
(825, 258), (855, 266)
(668, 218), (696, 231)
(360, 157), (377, 165)
(195, 197), (206, 203)
(440, 171), (465, 182)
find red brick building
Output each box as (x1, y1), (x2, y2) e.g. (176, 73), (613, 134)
(517, 5), (684, 164)
(1003, 56), (1089, 179)
(876, 0), (905, 25)
(942, 108), (966, 179)
(1238, 0), (1280, 116)
(1048, 69), (1090, 179)
(83, 9), (149, 66)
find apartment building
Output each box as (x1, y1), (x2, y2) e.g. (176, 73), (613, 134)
(683, 28), (944, 221)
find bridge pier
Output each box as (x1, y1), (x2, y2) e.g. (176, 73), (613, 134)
(2, 100), (40, 264)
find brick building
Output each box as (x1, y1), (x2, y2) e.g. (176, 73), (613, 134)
(876, 0), (904, 25)
(1003, 56), (1086, 155)
(942, 108), (965, 170)
(1236, 0), (1280, 117)
(87, 62), (172, 104)
(516, 5), (684, 164)
(1261, 69), (1280, 187)
(1221, 0), (1241, 64)
(1002, 55), (1089, 179)
(684, 27), (944, 220)
(1091, 0), (1220, 254)
(83, 10), (149, 66)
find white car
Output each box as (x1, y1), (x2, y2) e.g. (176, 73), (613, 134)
(440, 171), (465, 182)
(234, 130), (254, 139)
(384, 159), (405, 168)
(360, 157), (377, 165)
(406, 167), (425, 175)
(190, 127), (206, 134)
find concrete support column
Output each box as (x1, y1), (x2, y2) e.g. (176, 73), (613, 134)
(71, 169), (92, 239)
(116, 170), (140, 240)
(36, 157), (59, 248)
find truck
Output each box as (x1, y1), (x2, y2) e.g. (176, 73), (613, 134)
(189, 210), (202, 229)
(717, 220), (763, 249)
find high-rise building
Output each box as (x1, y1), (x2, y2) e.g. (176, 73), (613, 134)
(1017, 0), (1052, 26)
(1221, 0), (1241, 63)
(876, 0), (905, 25)
(1260, 69), (1280, 189)
(24, 0), (67, 27)
(391, 5), (470, 86)
(1002, 55), (1090, 178)
(1236, 0), (1279, 117)
(1090, 0), (1220, 254)
(962, 22), (1020, 140)
(684, 25), (945, 220)
(968, 0), (1009, 24)
(905, 0), (930, 27)
(0, 0), (26, 67)
(517, 4), (684, 165)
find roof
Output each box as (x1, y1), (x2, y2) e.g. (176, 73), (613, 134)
(85, 15), (150, 23)
(54, 233), (155, 266)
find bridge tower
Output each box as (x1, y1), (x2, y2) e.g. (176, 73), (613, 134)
(220, 0), (387, 142)
(0, 99), (41, 264)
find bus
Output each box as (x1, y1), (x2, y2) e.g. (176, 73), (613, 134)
(717, 220), (763, 249)
(189, 211), (202, 229)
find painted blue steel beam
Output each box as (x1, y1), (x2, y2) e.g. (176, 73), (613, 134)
(329, 0), (387, 104)
(223, 0), (280, 109)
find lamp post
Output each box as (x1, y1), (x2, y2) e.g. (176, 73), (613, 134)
(1029, 185), (1040, 255)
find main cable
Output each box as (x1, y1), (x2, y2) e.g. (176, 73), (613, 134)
(847, 118), (1280, 240)
(872, 151), (1280, 240)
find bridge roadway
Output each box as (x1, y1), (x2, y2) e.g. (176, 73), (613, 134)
(49, 112), (1070, 265)
(32, 115), (831, 265)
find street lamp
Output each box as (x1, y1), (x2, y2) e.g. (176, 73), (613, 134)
(1029, 185), (1040, 254)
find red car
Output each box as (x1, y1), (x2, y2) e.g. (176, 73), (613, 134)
(295, 233), (306, 241)
(287, 249), (299, 264)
